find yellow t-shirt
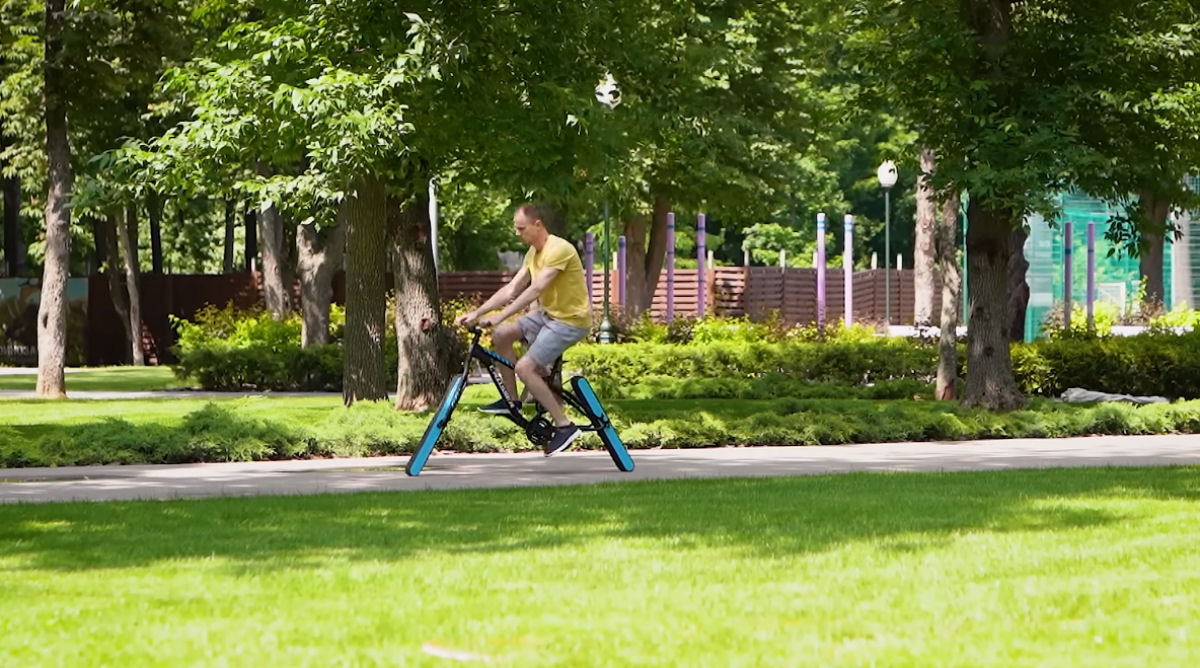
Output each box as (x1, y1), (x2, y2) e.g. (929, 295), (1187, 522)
(522, 235), (591, 329)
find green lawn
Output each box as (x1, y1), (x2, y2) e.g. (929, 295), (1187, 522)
(3, 468), (1200, 666)
(0, 366), (187, 391)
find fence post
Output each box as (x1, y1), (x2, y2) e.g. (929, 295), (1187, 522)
(844, 214), (854, 326)
(666, 212), (675, 322)
(1063, 220), (1073, 329)
(617, 235), (627, 310)
(584, 232), (594, 304)
(817, 213), (826, 334)
(1086, 222), (1095, 330)
(697, 213), (707, 318)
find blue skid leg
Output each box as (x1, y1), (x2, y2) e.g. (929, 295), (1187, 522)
(406, 376), (465, 476)
(570, 376), (634, 472)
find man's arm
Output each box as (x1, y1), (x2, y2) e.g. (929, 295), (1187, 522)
(457, 270), (531, 326)
(480, 267), (560, 326)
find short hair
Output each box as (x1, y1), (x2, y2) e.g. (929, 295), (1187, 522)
(517, 202), (549, 226)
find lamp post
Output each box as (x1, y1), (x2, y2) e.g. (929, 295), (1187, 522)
(595, 73), (622, 344)
(877, 160), (898, 325)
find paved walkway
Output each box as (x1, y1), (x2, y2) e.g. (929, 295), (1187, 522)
(2, 434), (1197, 504)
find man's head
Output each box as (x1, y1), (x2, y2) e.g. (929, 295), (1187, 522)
(514, 203), (549, 247)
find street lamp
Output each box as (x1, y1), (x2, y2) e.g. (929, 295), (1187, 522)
(877, 160), (898, 326)
(595, 73), (621, 344)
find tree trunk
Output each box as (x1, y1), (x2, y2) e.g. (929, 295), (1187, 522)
(118, 205), (145, 366)
(2, 133), (26, 277)
(962, 197), (1024, 409)
(1138, 188), (1169, 312)
(244, 203), (257, 271)
(622, 213), (647, 319)
(392, 190), (452, 411)
(913, 148), (937, 325)
(223, 199), (236, 273)
(342, 174), (390, 405)
(148, 191), (164, 274)
(101, 212), (133, 363)
(258, 198), (291, 317)
(36, 0), (71, 398)
(935, 191), (962, 401)
(621, 192), (671, 319)
(296, 203), (345, 348)
(1006, 225), (1029, 341)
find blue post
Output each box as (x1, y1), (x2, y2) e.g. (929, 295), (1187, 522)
(1064, 220), (1073, 329)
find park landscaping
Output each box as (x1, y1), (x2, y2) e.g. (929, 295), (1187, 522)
(3, 468), (1200, 666)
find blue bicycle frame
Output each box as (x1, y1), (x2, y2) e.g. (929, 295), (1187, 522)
(405, 327), (634, 476)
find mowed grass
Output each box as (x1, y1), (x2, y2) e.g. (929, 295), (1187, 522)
(0, 366), (187, 391)
(3, 468), (1200, 667)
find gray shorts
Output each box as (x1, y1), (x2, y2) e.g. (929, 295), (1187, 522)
(518, 311), (589, 372)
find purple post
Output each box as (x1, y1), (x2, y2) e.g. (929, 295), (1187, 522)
(618, 235), (627, 308)
(1086, 222), (1096, 329)
(666, 212), (676, 322)
(584, 232), (595, 305)
(697, 213), (707, 318)
(844, 214), (854, 326)
(816, 213), (827, 332)
(1063, 220), (1073, 329)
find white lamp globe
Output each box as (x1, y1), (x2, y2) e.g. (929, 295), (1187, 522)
(877, 160), (898, 189)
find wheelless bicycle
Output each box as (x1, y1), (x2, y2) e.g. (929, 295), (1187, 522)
(405, 326), (634, 476)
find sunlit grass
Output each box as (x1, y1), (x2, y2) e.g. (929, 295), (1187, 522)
(0, 366), (187, 391)
(3, 468), (1200, 666)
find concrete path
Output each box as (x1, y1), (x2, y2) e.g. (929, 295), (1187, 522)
(2, 434), (1197, 505)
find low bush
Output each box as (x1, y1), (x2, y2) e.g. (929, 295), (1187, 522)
(3, 396), (1199, 467)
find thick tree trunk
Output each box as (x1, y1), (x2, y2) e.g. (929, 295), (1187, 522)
(621, 192), (671, 319)
(36, 0), (71, 398)
(342, 174), (390, 405)
(963, 197), (1024, 409)
(223, 199), (236, 273)
(258, 199), (291, 317)
(913, 148), (937, 325)
(622, 214), (647, 318)
(936, 191), (962, 401)
(118, 206), (145, 366)
(148, 191), (164, 274)
(1138, 188), (1169, 311)
(296, 204), (346, 348)
(392, 191), (452, 411)
(101, 213), (134, 363)
(2, 133), (26, 277)
(244, 203), (257, 271)
(1006, 225), (1029, 341)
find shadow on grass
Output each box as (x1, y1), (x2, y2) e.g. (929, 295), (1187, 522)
(2, 466), (1199, 574)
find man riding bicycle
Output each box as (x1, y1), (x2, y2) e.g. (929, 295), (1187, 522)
(455, 203), (591, 456)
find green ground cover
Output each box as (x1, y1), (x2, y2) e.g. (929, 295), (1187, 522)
(0, 366), (186, 391)
(3, 468), (1199, 666)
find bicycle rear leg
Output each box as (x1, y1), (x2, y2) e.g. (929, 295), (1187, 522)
(569, 376), (634, 472)
(406, 375), (467, 476)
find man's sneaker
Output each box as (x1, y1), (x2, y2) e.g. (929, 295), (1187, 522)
(478, 398), (519, 415)
(544, 424), (581, 457)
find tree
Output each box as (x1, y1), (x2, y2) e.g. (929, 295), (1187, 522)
(844, 0), (1200, 409)
(37, 0), (71, 397)
(913, 148), (937, 325)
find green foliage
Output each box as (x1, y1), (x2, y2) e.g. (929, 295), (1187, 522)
(1013, 330), (1200, 399)
(4, 394), (1200, 467)
(172, 303), (392, 391)
(1039, 301), (1121, 338)
(566, 339), (939, 387)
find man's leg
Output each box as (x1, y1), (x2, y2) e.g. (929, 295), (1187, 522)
(516, 356), (569, 427)
(491, 322), (523, 401)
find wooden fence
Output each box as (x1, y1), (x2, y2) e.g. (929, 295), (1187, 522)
(26, 267), (948, 366)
